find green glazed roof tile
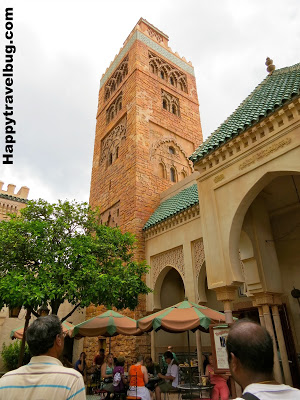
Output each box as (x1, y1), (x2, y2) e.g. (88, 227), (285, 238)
(190, 62), (300, 164)
(0, 193), (28, 203)
(143, 184), (199, 230)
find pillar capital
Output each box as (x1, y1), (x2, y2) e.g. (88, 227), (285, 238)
(253, 292), (282, 306)
(215, 286), (237, 302)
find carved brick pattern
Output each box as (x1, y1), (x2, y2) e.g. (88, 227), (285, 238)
(100, 201), (120, 228)
(147, 28), (163, 43)
(152, 246), (184, 285)
(106, 93), (122, 124)
(193, 239), (205, 278)
(161, 89), (180, 116)
(151, 138), (193, 181)
(101, 118), (127, 165)
(104, 55), (128, 101)
(149, 51), (188, 93)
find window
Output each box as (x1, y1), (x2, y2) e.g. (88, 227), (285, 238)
(172, 105), (177, 115)
(170, 77), (174, 86)
(116, 147), (119, 159)
(163, 99), (168, 110)
(170, 167), (176, 182)
(169, 146), (175, 155)
(109, 153), (113, 166)
(160, 71), (165, 80)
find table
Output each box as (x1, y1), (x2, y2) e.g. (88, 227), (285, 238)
(179, 366), (199, 384)
(177, 383), (214, 400)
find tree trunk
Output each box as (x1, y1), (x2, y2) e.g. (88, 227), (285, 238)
(18, 308), (31, 368)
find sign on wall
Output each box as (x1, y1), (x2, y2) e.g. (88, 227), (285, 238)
(209, 323), (231, 373)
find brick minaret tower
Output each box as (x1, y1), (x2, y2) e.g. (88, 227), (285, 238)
(87, 18), (202, 360)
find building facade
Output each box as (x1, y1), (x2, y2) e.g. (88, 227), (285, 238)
(89, 19), (300, 386)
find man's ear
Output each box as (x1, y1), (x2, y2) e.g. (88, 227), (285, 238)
(230, 352), (239, 373)
(55, 334), (63, 348)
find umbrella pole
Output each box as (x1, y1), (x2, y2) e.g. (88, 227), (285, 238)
(109, 337), (111, 353)
(196, 330), (204, 376)
(187, 330), (192, 395)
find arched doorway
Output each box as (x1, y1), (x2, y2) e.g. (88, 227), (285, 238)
(230, 173), (300, 386)
(154, 267), (185, 359)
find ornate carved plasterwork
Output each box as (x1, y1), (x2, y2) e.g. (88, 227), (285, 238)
(151, 138), (193, 181)
(192, 239), (205, 279)
(106, 93), (122, 124)
(101, 118), (127, 165)
(151, 246), (184, 285)
(238, 137), (291, 170)
(149, 51), (188, 93)
(104, 55), (128, 102)
(147, 28), (163, 43)
(214, 174), (225, 183)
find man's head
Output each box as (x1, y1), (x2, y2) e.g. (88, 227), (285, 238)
(226, 319), (274, 386)
(145, 356), (153, 368)
(163, 351), (173, 364)
(167, 346), (173, 351)
(26, 315), (64, 358)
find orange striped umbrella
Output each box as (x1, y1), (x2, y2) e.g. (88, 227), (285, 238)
(137, 300), (228, 333)
(10, 320), (74, 340)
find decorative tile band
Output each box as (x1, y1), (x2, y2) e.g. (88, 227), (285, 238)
(100, 31), (194, 88)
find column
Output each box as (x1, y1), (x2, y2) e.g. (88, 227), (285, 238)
(215, 286), (236, 323)
(262, 304), (283, 383)
(258, 306), (265, 327)
(271, 304), (293, 386)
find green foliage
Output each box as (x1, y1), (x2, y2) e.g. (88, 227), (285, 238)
(0, 199), (151, 318)
(1, 341), (31, 370)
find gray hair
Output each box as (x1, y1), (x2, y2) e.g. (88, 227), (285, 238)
(26, 315), (62, 356)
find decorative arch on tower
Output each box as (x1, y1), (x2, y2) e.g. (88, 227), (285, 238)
(100, 117), (127, 167)
(151, 138), (193, 181)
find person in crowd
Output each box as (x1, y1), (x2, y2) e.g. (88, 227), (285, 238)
(101, 353), (115, 397)
(127, 355), (151, 400)
(205, 354), (229, 400)
(112, 356), (128, 399)
(226, 319), (300, 399)
(75, 352), (87, 382)
(145, 356), (161, 392)
(161, 346), (178, 372)
(0, 315), (86, 400)
(155, 351), (179, 400)
(95, 348), (105, 368)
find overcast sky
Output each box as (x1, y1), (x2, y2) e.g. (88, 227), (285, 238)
(1, 0), (299, 203)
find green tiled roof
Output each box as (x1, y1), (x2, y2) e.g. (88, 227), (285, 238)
(190, 62), (300, 164)
(143, 184), (199, 230)
(0, 193), (28, 203)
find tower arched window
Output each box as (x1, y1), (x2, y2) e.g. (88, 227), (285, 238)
(169, 146), (175, 155)
(163, 99), (168, 110)
(116, 147), (119, 159)
(160, 71), (165, 80)
(170, 77), (174, 86)
(172, 104), (177, 115)
(170, 167), (176, 183)
(109, 153), (113, 166)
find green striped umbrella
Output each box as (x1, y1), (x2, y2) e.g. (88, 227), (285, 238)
(137, 300), (228, 333)
(10, 320), (74, 340)
(70, 310), (142, 338)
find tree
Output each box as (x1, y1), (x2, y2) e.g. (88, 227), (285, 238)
(0, 199), (151, 318)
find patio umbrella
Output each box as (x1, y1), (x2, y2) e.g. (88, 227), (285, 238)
(137, 300), (227, 333)
(137, 300), (229, 376)
(10, 320), (74, 340)
(70, 310), (142, 339)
